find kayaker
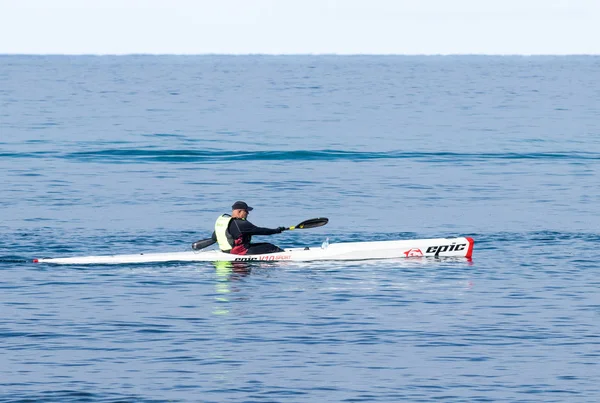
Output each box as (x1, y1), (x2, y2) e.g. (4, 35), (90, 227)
(200, 201), (287, 255)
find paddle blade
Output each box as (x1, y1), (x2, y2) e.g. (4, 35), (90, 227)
(289, 217), (329, 230)
(192, 238), (216, 250)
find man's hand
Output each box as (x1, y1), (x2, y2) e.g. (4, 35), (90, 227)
(276, 226), (288, 233)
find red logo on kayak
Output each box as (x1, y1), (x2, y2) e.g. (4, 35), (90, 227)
(233, 254), (292, 262)
(258, 254), (292, 261)
(404, 248), (424, 257)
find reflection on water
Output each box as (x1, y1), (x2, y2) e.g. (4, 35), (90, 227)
(212, 261), (252, 315)
(208, 256), (473, 315)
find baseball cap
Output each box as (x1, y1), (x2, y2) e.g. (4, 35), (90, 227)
(232, 201), (253, 211)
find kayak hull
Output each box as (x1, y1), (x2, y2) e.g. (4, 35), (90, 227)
(33, 237), (474, 265)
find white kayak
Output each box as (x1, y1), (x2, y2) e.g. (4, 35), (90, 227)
(33, 237), (474, 265)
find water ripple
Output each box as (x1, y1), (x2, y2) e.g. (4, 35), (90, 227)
(3, 149), (599, 164)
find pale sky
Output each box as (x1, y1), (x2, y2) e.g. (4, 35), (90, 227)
(0, 0), (598, 55)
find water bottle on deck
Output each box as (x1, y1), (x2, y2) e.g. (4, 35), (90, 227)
(321, 237), (330, 249)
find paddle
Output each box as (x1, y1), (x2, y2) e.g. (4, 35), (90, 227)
(191, 217), (329, 251)
(286, 217), (329, 230)
(192, 238), (216, 250)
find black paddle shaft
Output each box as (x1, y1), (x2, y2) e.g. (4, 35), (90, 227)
(192, 238), (216, 250)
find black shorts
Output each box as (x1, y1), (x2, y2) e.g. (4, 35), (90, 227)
(245, 243), (284, 255)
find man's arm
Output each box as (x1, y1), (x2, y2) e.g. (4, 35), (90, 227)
(233, 219), (283, 236)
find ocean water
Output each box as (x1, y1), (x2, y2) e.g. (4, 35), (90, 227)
(1, 55), (599, 402)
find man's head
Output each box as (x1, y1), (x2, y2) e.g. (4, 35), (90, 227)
(231, 201), (253, 218)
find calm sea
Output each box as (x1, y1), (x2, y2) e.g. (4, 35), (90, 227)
(1, 55), (599, 402)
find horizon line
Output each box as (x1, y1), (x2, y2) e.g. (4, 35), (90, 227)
(1, 53), (599, 57)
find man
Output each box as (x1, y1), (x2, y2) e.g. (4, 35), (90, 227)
(203, 201), (286, 255)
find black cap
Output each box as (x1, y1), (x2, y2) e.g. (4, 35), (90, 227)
(232, 201), (253, 211)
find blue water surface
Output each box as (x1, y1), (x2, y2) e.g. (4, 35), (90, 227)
(1, 55), (599, 402)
